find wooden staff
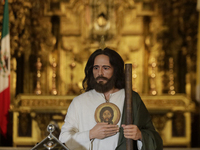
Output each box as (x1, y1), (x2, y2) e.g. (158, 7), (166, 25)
(125, 64), (134, 150)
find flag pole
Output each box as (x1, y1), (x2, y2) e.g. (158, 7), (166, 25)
(0, 0), (10, 138)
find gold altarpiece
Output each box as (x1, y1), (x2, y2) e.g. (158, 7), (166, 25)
(0, 0), (197, 148)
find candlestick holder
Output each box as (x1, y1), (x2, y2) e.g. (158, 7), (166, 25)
(35, 57), (42, 95)
(149, 60), (157, 95)
(51, 57), (57, 95)
(168, 57), (175, 95)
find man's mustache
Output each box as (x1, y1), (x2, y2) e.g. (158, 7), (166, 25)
(95, 76), (108, 81)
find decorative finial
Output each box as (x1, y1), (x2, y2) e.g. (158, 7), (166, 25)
(99, 36), (106, 50)
(47, 124), (55, 134)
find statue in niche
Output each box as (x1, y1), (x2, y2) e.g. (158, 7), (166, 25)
(90, 0), (115, 41)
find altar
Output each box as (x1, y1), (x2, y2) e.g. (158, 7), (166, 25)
(12, 94), (195, 147)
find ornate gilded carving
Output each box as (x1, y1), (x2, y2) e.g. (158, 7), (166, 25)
(156, 0), (198, 96)
(21, 99), (72, 107)
(142, 95), (196, 110)
(99, 36), (106, 50)
(15, 95), (74, 108)
(172, 112), (185, 137)
(0, 0), (198, 97)
(35, 114), (51, 139)
(90, 0), (116, 41)
(18, 113), (32, 137)
(151, 114), (169, 136)
(144, 99), (185, 107)
(8, 0), (32, 56)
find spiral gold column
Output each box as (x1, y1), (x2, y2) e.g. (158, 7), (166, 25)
(35, 57), (42, 95)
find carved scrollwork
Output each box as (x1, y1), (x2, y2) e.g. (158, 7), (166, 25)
(35, 114), (52, 139)
(151, 113), (169, 135)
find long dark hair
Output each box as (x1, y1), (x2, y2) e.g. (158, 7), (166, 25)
(82, 47), (125, 91)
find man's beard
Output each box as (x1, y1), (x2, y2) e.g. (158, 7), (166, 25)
(91, 75), (116, 93)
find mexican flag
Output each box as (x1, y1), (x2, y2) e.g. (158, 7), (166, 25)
(0, 0), (10, 137)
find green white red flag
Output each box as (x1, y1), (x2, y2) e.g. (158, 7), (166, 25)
(0, 0), (10, 137)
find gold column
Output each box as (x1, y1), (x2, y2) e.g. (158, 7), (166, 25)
(132, 62), (138, 92)
(197, 11), (200, 103)
(168, 57), (175, 95)
(35, 58), (42, 95)
(149, 60), (157, 95)
(51, 58), (57, 95)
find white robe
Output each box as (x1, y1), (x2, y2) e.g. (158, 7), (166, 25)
(59, 89), (142, 150)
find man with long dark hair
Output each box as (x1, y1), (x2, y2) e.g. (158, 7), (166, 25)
(59, 47), (163, 150)
(82, 48), (125, 92)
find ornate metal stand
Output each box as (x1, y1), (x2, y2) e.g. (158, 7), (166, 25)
(31, 124), (69, 150)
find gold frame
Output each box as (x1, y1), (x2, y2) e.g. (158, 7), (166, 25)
(94, 102), (121, 125)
